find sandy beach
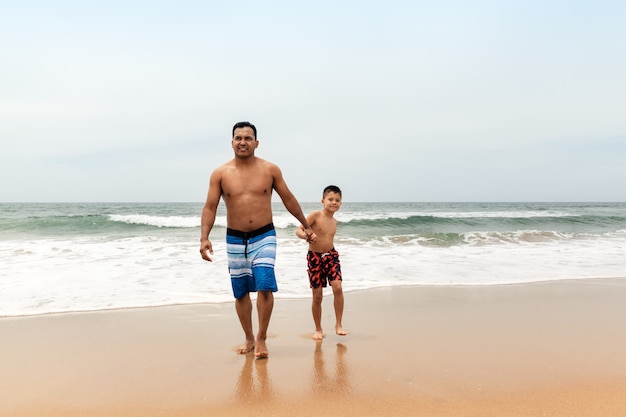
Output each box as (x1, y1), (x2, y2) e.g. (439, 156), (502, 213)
(2, 278), (626, 416)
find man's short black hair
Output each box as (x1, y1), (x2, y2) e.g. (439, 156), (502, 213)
(323, 185), (342, 197)
(232, 121), (257, 139)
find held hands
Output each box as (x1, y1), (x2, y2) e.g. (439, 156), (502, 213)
(296, 226), (317, 243)
(199, 239), (214, 262)
(304, 228), (317, 243)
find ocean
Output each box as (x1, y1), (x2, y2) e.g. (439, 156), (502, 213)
(1, 202), (625, 317)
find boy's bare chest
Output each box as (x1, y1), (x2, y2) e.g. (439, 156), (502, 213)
(315, 217), (337, 236)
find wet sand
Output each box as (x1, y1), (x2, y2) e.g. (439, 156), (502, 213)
(2, 278), (626, 416)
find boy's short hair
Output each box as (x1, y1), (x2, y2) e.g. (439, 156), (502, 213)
(232, 121), (257, 139)
(323, 185), (342, 197)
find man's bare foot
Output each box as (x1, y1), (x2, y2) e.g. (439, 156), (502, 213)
(255, 339), (268, 359)
(336, 325), (347, 336)
(237, 340), (255, 354)
(312, 330), (323, 340)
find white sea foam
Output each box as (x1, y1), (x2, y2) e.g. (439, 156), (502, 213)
(423, 210), (574, 218)
(336, 210), (574, 222)
(1, 233), (625, 317)
(109, 214), (204, 228)
(104, 208), (577, 231)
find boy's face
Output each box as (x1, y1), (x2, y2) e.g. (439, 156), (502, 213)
(321, 191), (342, 212)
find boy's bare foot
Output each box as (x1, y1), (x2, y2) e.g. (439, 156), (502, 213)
(255, 339), (269, 359)
(312, 330), (323, 340)
(336, 325), (347, 336)
(237, 340), (255, 354)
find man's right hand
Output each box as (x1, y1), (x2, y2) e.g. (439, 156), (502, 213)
(200, 239), (214, 262)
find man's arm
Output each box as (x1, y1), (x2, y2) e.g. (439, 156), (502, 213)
(200, 169), (222, 261)
(271, 165), (317, 242)
(296, 212), (318, 240)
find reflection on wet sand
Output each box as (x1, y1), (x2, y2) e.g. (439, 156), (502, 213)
(231, 341), (352, 408)
(233, 355), (276, 403)
(311, 342), (351, 396)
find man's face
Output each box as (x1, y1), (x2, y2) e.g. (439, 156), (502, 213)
(231, 126), (258, 158)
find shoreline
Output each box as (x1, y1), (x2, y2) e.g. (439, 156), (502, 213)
(2, 278), (626, 416)
(4, 276), (626, 319)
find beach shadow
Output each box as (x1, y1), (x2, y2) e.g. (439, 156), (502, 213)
(311, 341), (351, 397)
(233, 354), (276, 403)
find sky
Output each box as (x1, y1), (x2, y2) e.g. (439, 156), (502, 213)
(1, 0), (625, 203)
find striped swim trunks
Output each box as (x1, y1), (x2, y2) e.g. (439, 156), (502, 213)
(226, 223), (277, 299)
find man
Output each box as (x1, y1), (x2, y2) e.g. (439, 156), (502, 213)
(200, 121), (317, 359)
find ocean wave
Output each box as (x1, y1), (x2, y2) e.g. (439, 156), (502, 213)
(462, 230), (578, 245)
(105, 211), (626, 235)
(335, 229), (620, 248)
(338, 210), (575, 222)
(108, 214), (203, 228)
(338, 213), (626, 230)
(4, 203), (626, 239)
(237, 209), (589, 230)
(0, 214), (109, 235)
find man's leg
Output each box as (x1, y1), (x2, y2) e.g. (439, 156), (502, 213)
(255, 290), (274, 358)
(235, 293), (255, 354)
(312, 287), (323, 340)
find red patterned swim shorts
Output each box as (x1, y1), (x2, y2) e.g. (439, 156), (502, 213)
(306, 248), (342, 288)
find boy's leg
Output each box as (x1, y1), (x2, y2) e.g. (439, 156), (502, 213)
(311, 287), (324, 340)
(235, 293), (256, 353)
(330, 280), (346, 336)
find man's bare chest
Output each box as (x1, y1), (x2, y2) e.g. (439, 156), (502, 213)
(221, 173), (273, 197)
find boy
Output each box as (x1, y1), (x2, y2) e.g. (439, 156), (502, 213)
(296, 185), (346, 340)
